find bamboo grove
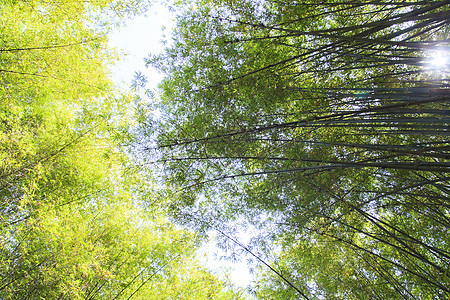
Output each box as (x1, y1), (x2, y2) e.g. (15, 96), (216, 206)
(0, 1), (244, 299)
(142, 0), (450, 298)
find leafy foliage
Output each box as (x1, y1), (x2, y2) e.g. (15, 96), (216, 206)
(0, 0), (244, 299)
(142, 0), (449, 298)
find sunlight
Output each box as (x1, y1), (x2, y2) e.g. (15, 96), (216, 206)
(428, 49), (449, 68)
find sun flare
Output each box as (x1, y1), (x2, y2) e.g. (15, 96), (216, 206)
(429, 50), (449, 68)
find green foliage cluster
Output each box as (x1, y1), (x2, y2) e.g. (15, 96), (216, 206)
(143, 0), (449, 298)
(0, 1), (244, 299)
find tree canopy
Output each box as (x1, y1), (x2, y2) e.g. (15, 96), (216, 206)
(142, 0), (449, 298)
(2, 0), (448, 298)
(0, 0), (244, 299)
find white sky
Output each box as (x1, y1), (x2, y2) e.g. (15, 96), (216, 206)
(108, 4), (254, 294)
(108, 3), (170, 90)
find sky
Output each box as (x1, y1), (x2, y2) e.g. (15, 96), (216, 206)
(108, 3), (171, 91)
(108, 3), (255, 292)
